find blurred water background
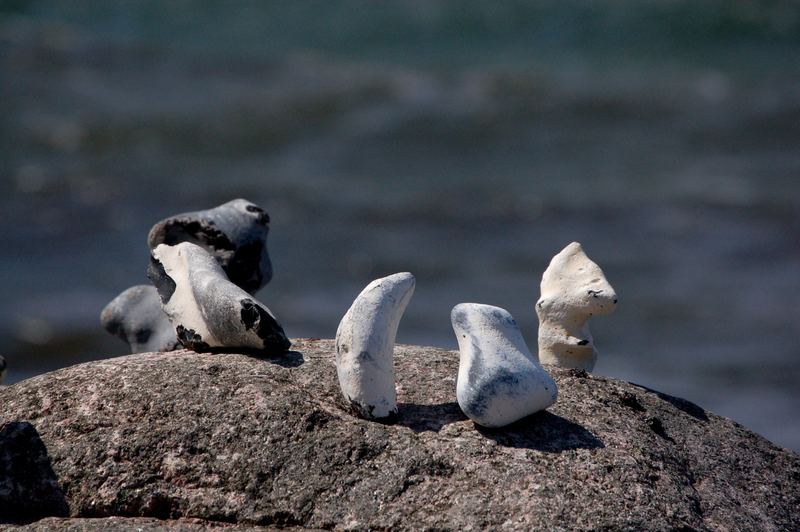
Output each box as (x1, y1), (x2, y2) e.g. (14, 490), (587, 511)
(1, 1), (799, 450)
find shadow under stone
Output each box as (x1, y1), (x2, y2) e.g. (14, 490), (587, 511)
(0, 421), (69, 523)
(476, 411), (604, 453)
(263, 350), (305, 368)
(632, 383), (709, 421)
(395, 402), (468, 433)
(239, 349), (305, 368)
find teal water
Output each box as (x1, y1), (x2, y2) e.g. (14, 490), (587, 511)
(1, 1), (799, 450)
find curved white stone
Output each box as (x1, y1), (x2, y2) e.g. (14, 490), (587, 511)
(452, 303), (557, 428)
(335, 272), (415, 420)
(536, 242), (617, 372)
(100, 285), (180, 354)
(148, 242), (290, 355)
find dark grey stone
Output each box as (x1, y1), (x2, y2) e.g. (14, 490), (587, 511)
(0, 340), (797, 530)
(0, 356), (6, 385)
(147, 199), (273, 294)
(100, 285), (180, 354)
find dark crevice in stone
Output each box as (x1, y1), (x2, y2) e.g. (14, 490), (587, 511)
(647, 416), (674, 442)
(146, 257), (176, 304)
(619, 391), (646, 412)
(157, 219), (236, 252)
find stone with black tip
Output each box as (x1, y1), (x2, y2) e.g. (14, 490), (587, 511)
(100, 285), (181, 354)
(148, 198), (273, 294)
(148, 242), (290, 355)
(452, 303), (557, 428)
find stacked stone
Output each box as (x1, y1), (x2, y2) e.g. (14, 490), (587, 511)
(101, 199), (290, 356)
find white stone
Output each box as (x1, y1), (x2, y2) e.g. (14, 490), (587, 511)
(452, 303), (558, 428)
(100, 285), (180, 353)
(148, 242), (290, 355)
(536, 242), (617, 372)
(335, 272), (415, 420)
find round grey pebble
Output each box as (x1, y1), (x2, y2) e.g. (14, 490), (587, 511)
(100, 285), (181, 354)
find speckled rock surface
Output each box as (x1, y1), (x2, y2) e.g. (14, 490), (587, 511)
(1, 340), (798, 530)
(0, 517), (262, 531)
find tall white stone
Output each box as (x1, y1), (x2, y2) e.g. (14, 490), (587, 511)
(335, 273), (415, 420)
(452, 303), (557, 428)
(536, 242), (617, 372)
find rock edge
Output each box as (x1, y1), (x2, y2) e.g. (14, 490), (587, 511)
(1, 340), (798, 530)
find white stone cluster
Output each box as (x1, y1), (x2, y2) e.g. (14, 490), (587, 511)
(333, 241), (616, 427)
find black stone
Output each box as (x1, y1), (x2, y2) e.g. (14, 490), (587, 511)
(148, 199), (273, 294)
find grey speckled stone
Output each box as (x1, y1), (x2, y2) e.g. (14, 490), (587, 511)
(100, 285), (180, 354)
(1, 340), (798, 530)
(148, 199), (273, 294)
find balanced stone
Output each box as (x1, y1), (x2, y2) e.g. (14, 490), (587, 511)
(536, 241), (617, 371)
(148, 242), (290, 355)
(452, 303), (557, 428)
(335, 272), (415, 420)
(0, 355), (6, 385)
(148, 199), (273, 294)
(100, 285), (180, 353)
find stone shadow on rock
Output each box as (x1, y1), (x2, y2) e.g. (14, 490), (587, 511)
(632, 383), (709, 421)
(476, 411), (604, 452)
(264, 350), (305, 368)
(0, 421), (69, 523)
(396, 402), (468, 433)
(239, 349), (305, 368)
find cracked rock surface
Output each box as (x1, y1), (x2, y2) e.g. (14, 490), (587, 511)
(1, 339), (798, 530)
